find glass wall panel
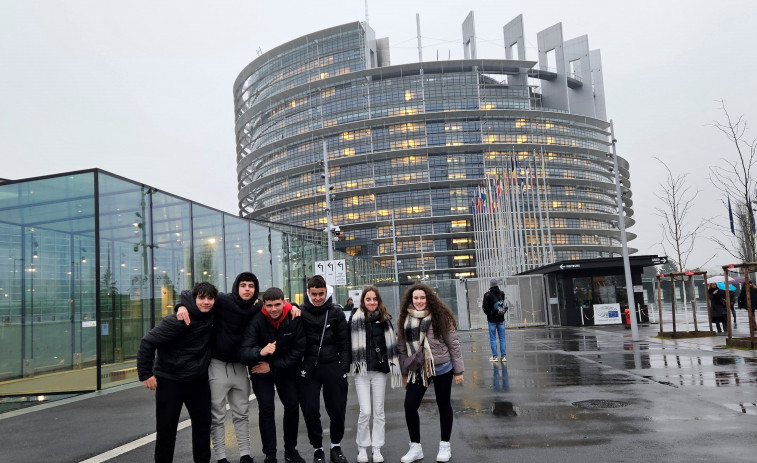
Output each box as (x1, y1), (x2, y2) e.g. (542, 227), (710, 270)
(224, 216), (251, 290)
(152, 192), (192, 320)
(271, 230), (287, 289)
(250, 223), (272, 290)
(0, 173), (97, 394)
(192, 205), (226, 292)
(97, 174), (153, 388)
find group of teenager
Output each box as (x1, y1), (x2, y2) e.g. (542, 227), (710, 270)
(137, 272), (465, 463)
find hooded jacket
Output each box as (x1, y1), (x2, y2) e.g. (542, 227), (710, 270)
(178, 272), (262, 363)
(137, 294), (214, 382)
(482, 285), (506, 323)
(238, 302), (306, 376)
(299, 285), (351, 372)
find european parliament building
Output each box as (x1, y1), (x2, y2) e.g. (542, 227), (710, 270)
(234, 13), (635, 282)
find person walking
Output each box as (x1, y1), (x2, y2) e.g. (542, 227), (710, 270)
(708, 282), (728, 333)
(481, 278), (507, 363)
(738, 280), (757, 331)
(348, 286), (401, 463)
(397, 283), (464, 463)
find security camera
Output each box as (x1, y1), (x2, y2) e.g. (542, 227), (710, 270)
(333, 225), (341, 235)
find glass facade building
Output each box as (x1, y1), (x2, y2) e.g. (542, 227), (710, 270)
(234, 18), (636, 281)
(0, 170), (391, 395)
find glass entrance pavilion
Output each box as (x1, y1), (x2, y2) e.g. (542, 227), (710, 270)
(0, 169), (391, 395)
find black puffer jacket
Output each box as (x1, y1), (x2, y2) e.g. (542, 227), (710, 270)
(365, 317), (390, 373)
(300, 295), (350, 372)
(238, 304), (305, 376)
(137, 296), (214, 382)
(482, 285), (506, 323)
(708, 287), (727, 318)
(179, 272), (262, 363)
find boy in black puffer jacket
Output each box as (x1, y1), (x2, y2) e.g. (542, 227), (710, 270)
(299, 275), (351, 463)
(137, 281), (217, 463)
(239, 287), (307, 463)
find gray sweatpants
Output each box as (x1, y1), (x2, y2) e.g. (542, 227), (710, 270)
(209, 358), (251, 460)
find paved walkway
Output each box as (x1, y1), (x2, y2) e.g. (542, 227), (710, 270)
(2, 323), (757, 462)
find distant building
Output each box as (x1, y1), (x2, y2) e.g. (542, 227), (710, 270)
(234, 13), (635, 281)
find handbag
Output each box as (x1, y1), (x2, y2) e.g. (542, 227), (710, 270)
(401, 338), (426, 372)
(300, 309), (329, 380)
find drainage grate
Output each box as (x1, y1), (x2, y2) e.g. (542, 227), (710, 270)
(572, 399), (629, 409)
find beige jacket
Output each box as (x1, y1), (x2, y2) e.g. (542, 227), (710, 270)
(398, 322), (465, 376)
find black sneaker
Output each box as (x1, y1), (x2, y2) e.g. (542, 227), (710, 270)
(329, 446), (348, 463)
(219, 459), (230, 463)
(285, 449), (306, 463)
(264, 456), (277, 463)
(313, 449), (326, 463)
(241, 456), (255, 463)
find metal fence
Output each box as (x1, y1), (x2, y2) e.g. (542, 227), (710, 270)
(462, 276), (548, 330)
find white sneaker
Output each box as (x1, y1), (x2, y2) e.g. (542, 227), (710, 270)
(357, 446), (368, 463)
(489, 356), (498, 362)
(500, 356), (507, 363)
(400, 442), (423, 463)
(436, 441), (451, 462)
(372, 447), (384, 463)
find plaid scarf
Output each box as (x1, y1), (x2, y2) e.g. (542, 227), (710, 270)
(404, 309), (435, 386)
(350, 309), (402, 388)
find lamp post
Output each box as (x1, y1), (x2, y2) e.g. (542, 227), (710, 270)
(610, 120), (639, 341)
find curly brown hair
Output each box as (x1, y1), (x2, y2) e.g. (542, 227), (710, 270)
(398, 282), (457, 341)
(358, 285), (391, 322)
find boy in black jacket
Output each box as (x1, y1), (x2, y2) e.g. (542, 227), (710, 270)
(137, 282), (217, 463)
(238, 287), (306, 463)
(298, 275), (351, 463)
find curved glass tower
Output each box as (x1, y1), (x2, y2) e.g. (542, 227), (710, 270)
(234, 16), (635, 281)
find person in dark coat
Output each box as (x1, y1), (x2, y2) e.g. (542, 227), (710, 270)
(137, 282), (217, 463)
(238, 287), (307, 463)
(708, 283), (728, 333)
(482, 278), (507, 362)
(738, 281), (757, 330)
(298, 275), (351, 463)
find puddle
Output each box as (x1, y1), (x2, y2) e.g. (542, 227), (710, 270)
(572, 399), (629, 409)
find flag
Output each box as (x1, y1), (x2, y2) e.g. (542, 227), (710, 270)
(728, 196), (735, 235)
(751, 207), (756, 233)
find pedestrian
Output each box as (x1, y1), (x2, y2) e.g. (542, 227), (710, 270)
(344, 297), (355, 317)
(176, 272), (269, 463)
(137, 281), (217, 463)
(238, 287), (307, 463)
(708, 282), (728, 333)
(299, 275), (351, 463)
(481, 277), (507, 363)
(738, 280), (757, 331)
(348, 286), (402, 463)
(398, 282), (464, 463)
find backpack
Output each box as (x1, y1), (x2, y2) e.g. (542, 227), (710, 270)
(488, 291), (507, 316)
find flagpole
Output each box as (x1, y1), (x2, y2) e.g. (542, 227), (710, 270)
(540, 147), (555, 261)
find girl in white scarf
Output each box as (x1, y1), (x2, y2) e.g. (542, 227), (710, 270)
(348, 286), (400, 463)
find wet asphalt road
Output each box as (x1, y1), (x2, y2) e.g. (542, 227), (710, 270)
(2, 324), (757, 462)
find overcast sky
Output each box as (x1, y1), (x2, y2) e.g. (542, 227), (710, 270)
(1, 1), (755, 272)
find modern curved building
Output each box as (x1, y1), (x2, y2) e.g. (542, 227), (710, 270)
(234, 13), (635, 282)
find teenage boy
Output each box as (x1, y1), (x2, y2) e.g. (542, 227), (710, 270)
(299, 275), (351, 463)
(137, 281), (217, 463)
(238, 287), (307, 463)
(177, 272), (264, 463)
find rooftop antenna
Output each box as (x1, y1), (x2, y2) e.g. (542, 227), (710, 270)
(256, 47), (263, 56)
(416, 13), (423, 63)
(365, 0), (369, 23)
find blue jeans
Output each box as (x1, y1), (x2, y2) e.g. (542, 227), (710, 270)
(488, 321), (506, 357)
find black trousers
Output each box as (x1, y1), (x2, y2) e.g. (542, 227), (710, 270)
(299, 361), (348, 448)
(252, 372), (300, 457)
(154, 376), (211, 463)
(404, 370), (454, 443)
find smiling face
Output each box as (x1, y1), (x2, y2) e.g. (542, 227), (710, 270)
(195, 294), (215, 312)
(308, 286), (327, 307)
(412, 289), (427, 311)
(264, 298), (285, 319)
(238, 280), (256, 301)
(364, 290), (379, 313)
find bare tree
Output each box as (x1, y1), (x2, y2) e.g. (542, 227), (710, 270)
(654, 157), (711, 270)
(709, 100), (757, 262)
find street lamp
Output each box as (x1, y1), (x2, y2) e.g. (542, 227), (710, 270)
(610, 120), (639, 341)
